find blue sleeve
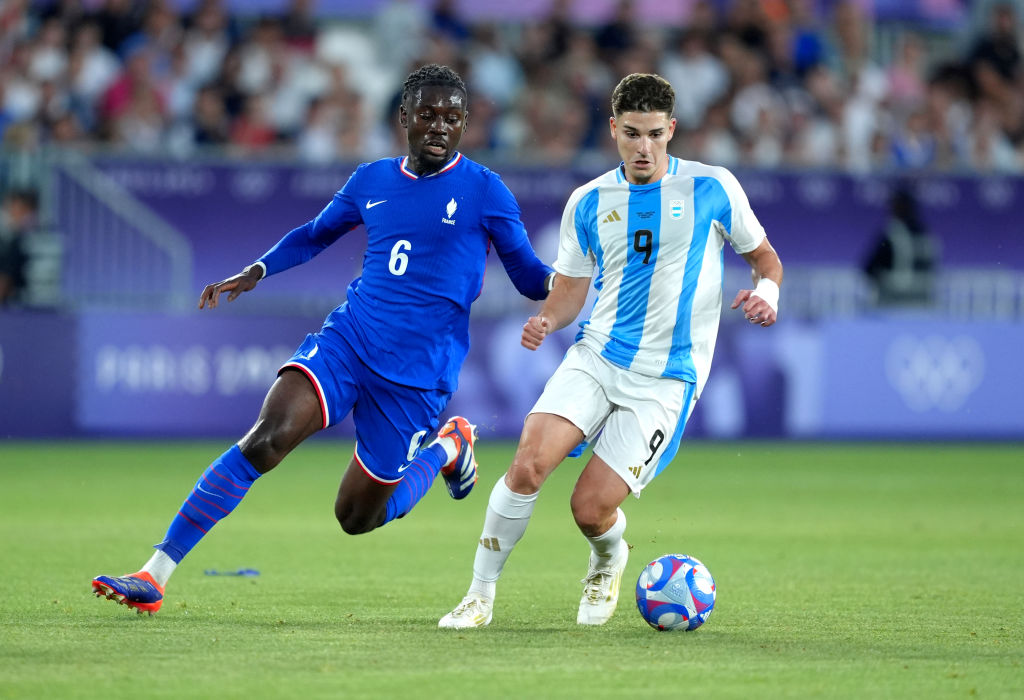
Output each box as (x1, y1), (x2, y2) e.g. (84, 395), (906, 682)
(484, 174), (553, 301)
(256, 172), (364, 277)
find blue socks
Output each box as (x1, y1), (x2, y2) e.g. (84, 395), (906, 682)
(156, 445), (262, 563)
(382, 443), (447, 525)
(155, 441), (445, 563)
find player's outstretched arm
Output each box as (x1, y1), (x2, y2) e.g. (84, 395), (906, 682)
(731, 237), (783, 327)
(522, 274), (590, 350)
(198, 263), (265, 310)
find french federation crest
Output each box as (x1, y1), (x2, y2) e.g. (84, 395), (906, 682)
(442, 197), (458, 225)
(670, 199), (684, 219)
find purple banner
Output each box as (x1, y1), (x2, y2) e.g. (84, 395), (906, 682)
(815, 316), (1024, 437)
(0, 311), (77, 437)
(76, 311), (330, 436)
(3, 310), (1023, 439)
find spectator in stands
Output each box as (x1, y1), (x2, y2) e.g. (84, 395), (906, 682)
(692, 96), (741, 166)
(0, 188), (37, 306)
(67, 21), (121, 132)
(594, 0), (639, 60)
(49, 110), (86, 146)
(281, 0), (317, 52)
(887, 31), (928, 112)
(1, 0), (1021, 173)
(968, 2), (1021, 88)
(863, 185), (938, 306)
(229, 94), (278, 153)
(537, 0), (574, 62)
(660, 29), (729, 130)
(98, 43), (166, 142)
(27, 16), (68, 85)
(374, 0), (429, 73)
(2, 40), (42, 123)
(890, 108), (937, 170)
(966, 98), (1022, 172)
(181, 0), (233, 87)
(93, 0), (146, 55)
(168, 82), (230, 154)
(431, 0), (470, 44)
(467, 24), (524, 108)
(295, 94), (340, 163)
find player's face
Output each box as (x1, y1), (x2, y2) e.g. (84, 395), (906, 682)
(610, 111), (676, 185)
(400, 86), (468, 175)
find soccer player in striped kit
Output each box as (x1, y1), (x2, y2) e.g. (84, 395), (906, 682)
(440, 73), (784, 628)
(91, 65), (554, 614)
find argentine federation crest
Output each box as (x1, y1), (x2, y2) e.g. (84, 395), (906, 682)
(669, 199), (684, 219)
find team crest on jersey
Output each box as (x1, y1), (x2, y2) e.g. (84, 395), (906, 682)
(443, 197), (458, 225)
(670, 199), (684, 219)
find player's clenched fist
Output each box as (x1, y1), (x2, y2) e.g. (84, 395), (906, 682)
(522, 315), (551, 350)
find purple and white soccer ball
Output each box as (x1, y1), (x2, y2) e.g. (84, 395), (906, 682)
(635, 554), (716, 631)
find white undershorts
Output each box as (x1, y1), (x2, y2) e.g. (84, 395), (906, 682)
(529, 343), (697, 496)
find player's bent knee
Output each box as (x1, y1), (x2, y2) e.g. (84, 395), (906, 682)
(334, 505), (383, 536)
(507, 450), (552, 493)
(336, 512), (373, 535)
(570, 496), (610, 537)
(239, 421), (305, 472)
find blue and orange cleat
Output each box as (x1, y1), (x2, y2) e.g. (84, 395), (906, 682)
(438, 416), (478, 500)
(92, 571), (165, 615)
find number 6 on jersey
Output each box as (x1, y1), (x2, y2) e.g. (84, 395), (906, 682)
(389, 239), (411, 275)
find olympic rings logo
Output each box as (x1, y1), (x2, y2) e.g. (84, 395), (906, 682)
(884, 334), (985, 413)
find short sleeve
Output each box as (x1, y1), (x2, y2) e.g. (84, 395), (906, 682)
(553, 186), (597, 278)
(716, 166), (766, 255)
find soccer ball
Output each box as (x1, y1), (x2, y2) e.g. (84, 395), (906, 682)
(635, 554), (716, 631)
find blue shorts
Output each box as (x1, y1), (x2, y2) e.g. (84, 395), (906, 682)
(280, 329), (451, 484)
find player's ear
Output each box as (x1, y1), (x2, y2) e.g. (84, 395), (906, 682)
(667, 117), (677, 141)
(609, 116), (617, 140)
(399, 104), (408, 128)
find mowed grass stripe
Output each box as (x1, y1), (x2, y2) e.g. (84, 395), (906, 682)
(0, 441), (1021, 699)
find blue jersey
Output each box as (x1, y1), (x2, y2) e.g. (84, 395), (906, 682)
(256, 153), (551, 392)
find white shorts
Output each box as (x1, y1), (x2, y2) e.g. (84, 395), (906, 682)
(529, 343), (697, 496)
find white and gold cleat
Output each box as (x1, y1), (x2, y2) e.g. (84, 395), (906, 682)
(438, 594), (493, 629)
(577, 540), (629, 625)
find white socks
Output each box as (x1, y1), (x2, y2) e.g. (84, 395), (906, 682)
(432, 434), (458, 465)
(467, 476), (538, 600)
(585, 507), (626, 566)
(142, 549), (177, 588)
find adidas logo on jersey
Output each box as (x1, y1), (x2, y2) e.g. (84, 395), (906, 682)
(628, 464), (642, 478)
(602, 210), (622, 224)
(443, 197), (458, 225)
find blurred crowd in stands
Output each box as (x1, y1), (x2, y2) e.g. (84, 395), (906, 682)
(0, 0), (1022, 173)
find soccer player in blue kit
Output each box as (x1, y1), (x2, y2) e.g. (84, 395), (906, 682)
(440, 73), (783, 628)
(92, 64), (554, 614)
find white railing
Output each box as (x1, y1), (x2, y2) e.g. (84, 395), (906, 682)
(51, 153), (193, 311)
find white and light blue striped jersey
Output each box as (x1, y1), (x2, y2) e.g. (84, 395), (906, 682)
(555, 156), (766, 396)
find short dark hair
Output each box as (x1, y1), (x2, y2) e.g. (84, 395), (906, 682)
(611, 73), (675, 117)
(401, 64), (467, 104)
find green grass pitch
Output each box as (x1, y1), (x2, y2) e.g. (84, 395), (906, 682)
(1, 440), (1021, 699)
